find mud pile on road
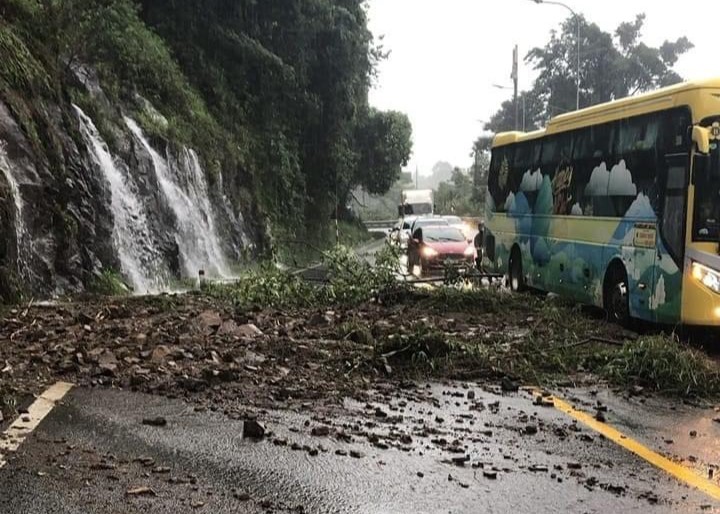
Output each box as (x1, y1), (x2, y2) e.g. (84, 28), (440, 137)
(0, 287), (647, 424)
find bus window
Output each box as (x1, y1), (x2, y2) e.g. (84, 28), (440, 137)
(574, 123), (614, 216)
(488, 145), (515, 212)
(662, 108), (691, 154)
(542, 132), (573, 214)
(616, 113), (661, 216)
(514, 140), (543, 209)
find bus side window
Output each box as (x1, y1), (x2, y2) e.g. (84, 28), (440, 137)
(616, 113), (661, 216)
(489, 146), (514, 212)
(572, 127), (598, 216)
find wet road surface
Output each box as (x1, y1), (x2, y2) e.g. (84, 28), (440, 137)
(1, 383), (718, 513)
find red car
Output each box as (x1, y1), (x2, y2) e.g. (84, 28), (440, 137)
(407, 225), (475, 277)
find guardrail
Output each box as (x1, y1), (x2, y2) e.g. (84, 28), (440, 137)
(363, 219), (396, 233)
(363, 219), (396, 228)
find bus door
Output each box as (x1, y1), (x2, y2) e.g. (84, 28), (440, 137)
(653, 152), (689, 322)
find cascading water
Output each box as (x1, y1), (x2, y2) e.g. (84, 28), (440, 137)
(124, 117), (232, 279)
(0, 142), (28, 277)
(74, 106), (169, 294)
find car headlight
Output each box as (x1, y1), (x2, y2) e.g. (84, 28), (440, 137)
(692, 262), (720, 293)
(464, 246), (475, 257)
(421, 246), (438, 258)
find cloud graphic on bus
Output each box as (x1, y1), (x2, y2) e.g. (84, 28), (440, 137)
(584, 162), (610, 196)
(570, 203), (583, 216)
(520, 169), (543, 192)
(584, 160), (638, 197)
(504, 192), (515, 212)
(624, 192), (654, 220)
(608, 160), (637, 196)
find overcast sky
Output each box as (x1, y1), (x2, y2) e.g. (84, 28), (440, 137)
(366, 0), (719, 175)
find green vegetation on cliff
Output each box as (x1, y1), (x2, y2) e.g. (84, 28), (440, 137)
(0, 0), (412, 246)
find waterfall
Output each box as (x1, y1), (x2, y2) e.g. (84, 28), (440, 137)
(74, 106), (169, 294)
(124, 117), (232, 279)
(0, 143), (28, 277)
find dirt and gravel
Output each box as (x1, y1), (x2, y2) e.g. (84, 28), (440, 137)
(0, 287), (637, 427)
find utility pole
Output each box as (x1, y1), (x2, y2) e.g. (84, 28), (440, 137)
(511, 45), (519, 131)
(415, 165), (418, 189)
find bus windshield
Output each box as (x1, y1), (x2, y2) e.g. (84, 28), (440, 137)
(693, 142), (720, 241)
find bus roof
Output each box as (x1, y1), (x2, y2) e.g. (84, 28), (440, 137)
(491, 77), (720, 148)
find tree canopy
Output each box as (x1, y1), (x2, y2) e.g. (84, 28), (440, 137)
(485, 13), (693, 133)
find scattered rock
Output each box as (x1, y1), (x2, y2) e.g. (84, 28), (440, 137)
(236, 324), (263, 338)
(311, 426), (331, 437)
(630, 385), (644, 396)
(482, 470), (497, 479)
(243, 419), (266, 439)
(198, 310), (223, 331)
(150, 345), (172, 363)
(97, 351), (118, 374)
(528, 464), (548, 472)
(523, 425), (538, 436)
(467, 390), (476, 400)
(142, 417), (168, 427)
(690, 430), (698, 438)
(500, 377), (519, 392)
(350, 450), (364, 459)
(126, 486), (156, 496)
(533, 395), (554, 407)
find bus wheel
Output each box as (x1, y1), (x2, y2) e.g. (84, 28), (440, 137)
(604, 266), (630, 326)
(508, 249), (525, 293)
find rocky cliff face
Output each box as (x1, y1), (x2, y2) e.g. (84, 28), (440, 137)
(0, 71), (263, 300)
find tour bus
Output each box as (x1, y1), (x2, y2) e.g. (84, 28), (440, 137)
(483, 78), (720, 326)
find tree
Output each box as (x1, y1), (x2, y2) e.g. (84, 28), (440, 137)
(471, 136), (492, 207)
(136, 0), (413, 235)
(355, 109), (413, 195)
(434, 168), (477, 217)
(485, 13), (693, 132)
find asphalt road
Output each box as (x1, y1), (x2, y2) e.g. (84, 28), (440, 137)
(1, 383), (717, 513)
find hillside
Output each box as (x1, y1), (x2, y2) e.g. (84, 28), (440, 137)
(0, 0), (411, 300)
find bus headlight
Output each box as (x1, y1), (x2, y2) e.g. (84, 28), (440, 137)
(692, 262), (720, 294)
(422, 246), (438, 259)
(464, 246), (476, 257)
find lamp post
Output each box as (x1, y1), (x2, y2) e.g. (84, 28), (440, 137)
(492, 84), (526, 131)
(532, 0), (580, 111)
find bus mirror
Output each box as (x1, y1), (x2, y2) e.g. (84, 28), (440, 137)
(693, 126), (711, 155)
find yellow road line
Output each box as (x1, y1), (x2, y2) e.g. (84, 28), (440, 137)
(543, 392), (720, 502)
(0, 382), (73, 469)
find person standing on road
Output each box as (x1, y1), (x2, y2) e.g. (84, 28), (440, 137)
(473, 221), (485, 271)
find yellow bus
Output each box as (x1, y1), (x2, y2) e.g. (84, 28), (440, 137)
(483, 78), (720, 326)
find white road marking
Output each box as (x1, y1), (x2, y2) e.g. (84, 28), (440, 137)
(0, 381), (73, 468)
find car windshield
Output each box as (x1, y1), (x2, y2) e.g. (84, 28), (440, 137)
(414, 218), (448, 230)
(423, 227), (466, 242)
(444, 216), (462, 224)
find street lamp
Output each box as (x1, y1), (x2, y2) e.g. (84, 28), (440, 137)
(531, 0), (580, 111)
(492, 84), (526, 131)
